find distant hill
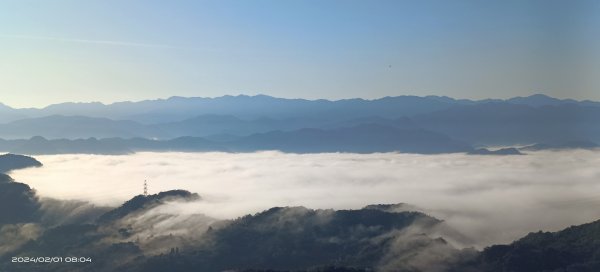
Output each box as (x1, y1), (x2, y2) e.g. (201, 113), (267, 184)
(0, 115), (167, 139)
(520, 140), (599, 151)
(97, 190), (200, 223)
(507, 94), (580, 107)
(413, 103), (600, 145)
(467, 148), (523, 155)
(0, 153), (42, 173)
(1, 136), (136, 155)
(1, 94), (596, 124)
(0, 102), (28, 123)
(0, 173), (40, 224)
(460, 219), (600, 271)
(1, 188), (474, 272)
(0, 114), (426, 140)
(229, 123), (472, 154)
(6, 118), (599, 155)
(0, 124), (472, 155)
(132, 206), (472, 272)
(11, 95), (463, 124)
(6, 185), (600, 271)
(151, 114), (312, 138)
(0, 94), (599, 152)
(0, 136), (230, 155)
(363, 203), (425, 214)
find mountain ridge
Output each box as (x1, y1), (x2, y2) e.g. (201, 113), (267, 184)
(0, 123), (474, 155)
(2, 94), (598, 110)
(1, 94), (599, 153)
(1, 94), (596, 123)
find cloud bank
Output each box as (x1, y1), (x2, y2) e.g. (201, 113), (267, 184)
(10, 150), (600, 247)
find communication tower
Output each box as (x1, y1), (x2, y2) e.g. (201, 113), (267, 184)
(144, 180), (148, 196)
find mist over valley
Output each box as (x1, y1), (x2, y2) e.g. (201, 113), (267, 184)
(2, 94), (600, 271)
(10, 150), (600, 248)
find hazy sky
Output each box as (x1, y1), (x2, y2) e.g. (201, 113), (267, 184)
(1, 0), (599, 108)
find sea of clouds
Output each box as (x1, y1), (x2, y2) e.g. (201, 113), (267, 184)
(9, 150), (600, 247)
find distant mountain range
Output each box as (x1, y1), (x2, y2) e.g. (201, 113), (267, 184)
(1, 94), (598, 125)
(1, 94), (599, 154)
(0, 124), (472, 155)
(1, 94), (474, 123)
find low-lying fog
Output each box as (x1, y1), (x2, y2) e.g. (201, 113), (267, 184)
(9, 150), (600, 247)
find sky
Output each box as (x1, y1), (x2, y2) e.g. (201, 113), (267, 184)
(0, 0), (599, 108)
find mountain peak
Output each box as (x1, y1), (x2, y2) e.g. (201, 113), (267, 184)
(506, 94), (570, 107)
(0, 153), (43, 173)
(97, 190), (201, 223)
(527, 93), (553, 99)
(0, 102), (14, 111)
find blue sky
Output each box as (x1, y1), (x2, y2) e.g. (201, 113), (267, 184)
(0, 0), (598, 107)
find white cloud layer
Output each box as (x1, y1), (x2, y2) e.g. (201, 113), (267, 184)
(9, 150), (600, 247)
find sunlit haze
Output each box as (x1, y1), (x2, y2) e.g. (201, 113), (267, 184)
(1, 0), (599, 108)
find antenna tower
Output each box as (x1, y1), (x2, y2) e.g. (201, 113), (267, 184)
(143, 180), (148, 196)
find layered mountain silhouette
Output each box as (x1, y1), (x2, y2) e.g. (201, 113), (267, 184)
(5, 185), (600, 271)
(0, 95), (469, 123)
(0, 187), (474, 272)
(0, 115), (167, 140)
(0, 124), (473, 155)
(459, 219), (600, 271)
(1, 153), (475, 271)
(131, 207), (471, 272)
(228, 124), (471, 154)
(413, 103), (600, 145)
(0, 94), (598, 154)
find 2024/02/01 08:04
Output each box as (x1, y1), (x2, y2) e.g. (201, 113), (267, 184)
(12, 257), (92, 263)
